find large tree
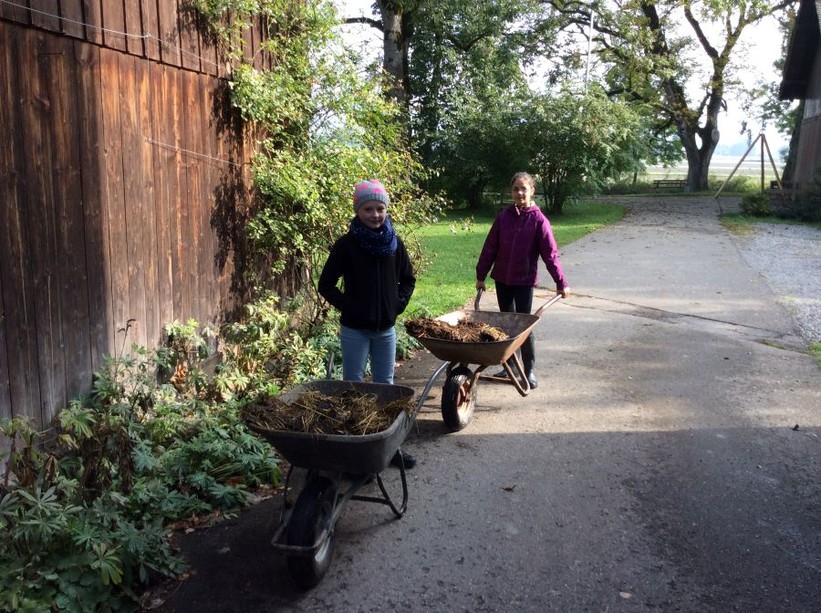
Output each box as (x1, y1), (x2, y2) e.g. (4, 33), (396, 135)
(546, 0), (796, 191)
(342, 1), (424, 110)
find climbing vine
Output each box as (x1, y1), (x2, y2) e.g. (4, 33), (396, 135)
(191, 0), (441, 296)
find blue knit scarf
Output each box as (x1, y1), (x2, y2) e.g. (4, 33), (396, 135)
(350, 216), (398, 256)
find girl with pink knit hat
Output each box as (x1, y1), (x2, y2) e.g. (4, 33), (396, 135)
(318, 180), (417, 469)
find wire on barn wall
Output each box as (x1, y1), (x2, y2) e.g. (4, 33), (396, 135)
(0, 0), (223, 70)
(145, 138), (247, 168)
(4, 0), (249, 172)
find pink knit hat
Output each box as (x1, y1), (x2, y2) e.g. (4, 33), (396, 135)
(353, 180), (389, 211)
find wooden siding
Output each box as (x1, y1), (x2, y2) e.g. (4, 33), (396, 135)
(0, 0), (271, 75)
(0, 18), (258, 429)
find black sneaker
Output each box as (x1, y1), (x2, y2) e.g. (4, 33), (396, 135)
(527, 372), (538, 389)
(492, 369), (508, 379)
(390, 449), (416, 470)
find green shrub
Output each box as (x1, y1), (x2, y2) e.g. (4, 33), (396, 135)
(1, 321), (281, 611)
(740, 192), (772, 216)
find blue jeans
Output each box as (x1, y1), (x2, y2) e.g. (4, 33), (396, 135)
(340, 325), (397, 384)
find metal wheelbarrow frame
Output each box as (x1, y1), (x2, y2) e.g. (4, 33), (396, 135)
(245, 374), (446, 588)
(410, 290), (562, 431)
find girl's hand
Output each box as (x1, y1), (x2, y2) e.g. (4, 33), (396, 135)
(476, 280), (486, 291)
(559, 286), (570, 298)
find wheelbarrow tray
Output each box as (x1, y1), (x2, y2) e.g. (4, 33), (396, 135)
(246, 380), (415, 475)
(412, 309), (540, 366)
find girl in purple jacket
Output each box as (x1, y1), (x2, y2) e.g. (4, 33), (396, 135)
(475, 172), (570, 388)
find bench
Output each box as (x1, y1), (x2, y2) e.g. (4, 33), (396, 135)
(770, 180), (794, 190)
(652, 179), (686, 190)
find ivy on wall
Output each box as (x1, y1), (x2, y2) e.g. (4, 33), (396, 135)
(191, 0), (441, 299)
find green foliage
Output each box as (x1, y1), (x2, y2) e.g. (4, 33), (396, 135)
(522, 87), (645, 214)
(740, 192), (772, 216)
(810, 343), (821, 368)
(219, 290), (337, 392)
(570, 1), (794, 189)
(1, 322), (280, 611)
(196, 0), (442, 295)
(409, 1), (554, 207)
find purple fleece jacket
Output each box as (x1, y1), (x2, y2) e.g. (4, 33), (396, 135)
(476, 204), (568, 289)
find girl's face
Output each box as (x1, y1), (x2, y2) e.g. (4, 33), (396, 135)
(511, 178), (534, 207)
(356, 200), (387, 229)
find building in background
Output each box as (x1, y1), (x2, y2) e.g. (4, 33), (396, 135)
(779, 0), (821, 190)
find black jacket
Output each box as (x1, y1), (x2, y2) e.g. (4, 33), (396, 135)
(318, 232), (416, 331)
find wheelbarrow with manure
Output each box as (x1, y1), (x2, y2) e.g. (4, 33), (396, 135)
(408, 290), (562, 432)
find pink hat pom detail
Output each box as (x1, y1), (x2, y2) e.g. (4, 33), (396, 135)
(353, 180), (389, 211)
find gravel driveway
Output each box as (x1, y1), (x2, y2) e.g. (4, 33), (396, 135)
(731, 221), (821, 343)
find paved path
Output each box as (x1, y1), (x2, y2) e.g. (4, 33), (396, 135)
(156, 197), (819, 613)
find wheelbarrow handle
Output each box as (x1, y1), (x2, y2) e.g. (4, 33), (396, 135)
(474, 288), (562, 316)
(474, 288), (485, 311)
(533, 293), (563, 317)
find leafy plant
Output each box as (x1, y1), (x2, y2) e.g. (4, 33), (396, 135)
(1, 321), (280, 611)
(740, 192), (772, 216)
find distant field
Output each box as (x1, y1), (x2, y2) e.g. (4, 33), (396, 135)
(647, 154), (785, 181)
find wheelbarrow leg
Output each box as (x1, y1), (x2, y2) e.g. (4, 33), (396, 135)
(502, 352), (532, 396)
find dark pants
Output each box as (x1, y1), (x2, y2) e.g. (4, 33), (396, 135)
(495, 281), (535, 374)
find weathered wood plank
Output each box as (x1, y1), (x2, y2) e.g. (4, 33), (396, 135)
(180, 70), (201, 321)
(59, 0), (85, 38)
(84, 0), (103, 45)
(101, 0), (127, 51)
(136, 58), (161, 346)
(29, 0), (61, 31)
(46, 34), (94, 409)
(198, 16), (217, 77)
(100, 49), (131, 346)
(242, 19), (254, 66)
(22, 29), (68, 424)
(0, 0), (31, 23)
(178, 5), (201, 72)
(202, 78), (222, 323)
(141, 0), (160, 61)
(75, 40), (112, 373)
(117, 53), (149, 345)
(149, 62), (180, 331)
(211, 81), (231, 310)
(123, 0), (144, 57)
(0, 23), (42, 422)
(156, 0), (181, 67)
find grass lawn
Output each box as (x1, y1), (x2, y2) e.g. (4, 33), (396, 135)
(405, 200), (625, 317)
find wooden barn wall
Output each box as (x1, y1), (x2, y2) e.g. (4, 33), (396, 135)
(0, 0), (272, 74)
(0, 19), (258, 430)
(795, 45), (821, 188)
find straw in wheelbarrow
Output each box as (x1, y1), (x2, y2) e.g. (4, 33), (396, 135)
(405, 317), (508, 342)
(242, 389), (413, 436)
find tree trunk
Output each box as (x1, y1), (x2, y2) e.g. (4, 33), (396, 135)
(679, 124), (717, 192)
(467, 182), (484, 210)
(377, 1), (409, 108)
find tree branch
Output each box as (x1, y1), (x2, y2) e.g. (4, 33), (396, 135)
(343, 16), (384, 32)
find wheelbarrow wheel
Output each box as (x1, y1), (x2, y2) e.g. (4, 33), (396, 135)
(441, 366), (476, 432)
(286, 476), (337, 588)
